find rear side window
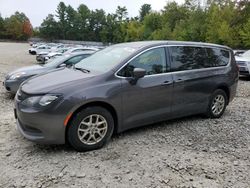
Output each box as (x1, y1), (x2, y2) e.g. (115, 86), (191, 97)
(169, 46), (207, 71)
(117, 47), (168, 77)
(169, 46), (230, 71)
(206, 48), (230, 67)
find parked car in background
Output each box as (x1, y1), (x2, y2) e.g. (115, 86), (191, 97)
(14, 41), (238, 152)
(29, 45), (51, 55)
(36, 48), (70, 63)
(233, 50), (246, 57)
(235, 50), (250, 77)
(64, 47), (99, 55)
(4, 51), (94, 94)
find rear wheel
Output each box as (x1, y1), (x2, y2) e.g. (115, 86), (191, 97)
(67, 106), (114, 152)
(206, 89), (228, 118)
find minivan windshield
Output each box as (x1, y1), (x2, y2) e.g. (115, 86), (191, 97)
(75, 46), (137, 73)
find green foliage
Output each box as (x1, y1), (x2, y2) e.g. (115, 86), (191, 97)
(3, 0), (247, 48)
(0, 11), (32, 40)
(139, 4), (152, 22)
(39, 14), (59, 40)
(240, 18), (250, 48)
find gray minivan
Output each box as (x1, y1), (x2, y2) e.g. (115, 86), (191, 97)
(14, 41), (238, 151)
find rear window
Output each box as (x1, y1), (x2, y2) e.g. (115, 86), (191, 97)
(169, 46), (230, 71)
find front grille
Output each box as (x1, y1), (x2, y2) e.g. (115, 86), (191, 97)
(16, 89), (29, 101)
(236, 61), (246, 66)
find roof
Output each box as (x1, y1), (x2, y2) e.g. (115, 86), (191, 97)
(113, 40), (231, 50)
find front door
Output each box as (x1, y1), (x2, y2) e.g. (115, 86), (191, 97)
(117, 47), (173, 130)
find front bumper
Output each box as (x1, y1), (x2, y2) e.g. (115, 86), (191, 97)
(14, 96), (67, 144)
(36, 55), (43, 62)
(238, 65), (250, 76)
(3, 79), (22, 94)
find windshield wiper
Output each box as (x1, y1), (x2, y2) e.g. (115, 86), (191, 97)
(73, 65), (90, 73)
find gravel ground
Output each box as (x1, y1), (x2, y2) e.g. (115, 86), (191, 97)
(0, 42), (249, 188)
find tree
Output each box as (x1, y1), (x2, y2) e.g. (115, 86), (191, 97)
(23, 20), (33, 38)
(39, 14), (59, 40)
(65, 5), (78, 40)
(116, 6), (128, 22)
(143, 12), (163, 39)
(88, 9), (106, 41)
(56, 2), (67, 39)
(139, 4), (152, 22)
(0, 14), (5, 38)
(77, 4), (91, 40)
(4, 11), (32, 40)
(100, 13), (117, 43)
(240, 18), (250, 48)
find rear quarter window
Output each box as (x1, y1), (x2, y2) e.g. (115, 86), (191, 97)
(169, 46), (230, 72)
(206, 48), (230, 67)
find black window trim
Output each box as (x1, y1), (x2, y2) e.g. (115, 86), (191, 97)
(115, 45), (231, 79)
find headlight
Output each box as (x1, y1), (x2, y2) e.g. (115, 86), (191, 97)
(39, 95), (59, 106)
(22, 94), (60, 107)
(9, 72), (26, 80)
(22, 96), (41, 107)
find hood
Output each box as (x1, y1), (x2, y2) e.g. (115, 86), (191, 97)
(7, 65), (46, 77)
(235, 56), (250, 62)
(21, 68), (96, 94)
(48, 52), (62, 57)
(37, 51), (49, 55)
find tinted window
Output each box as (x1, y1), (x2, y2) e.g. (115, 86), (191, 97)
(118, 47), (168, 77)
(169, 46), (207, 71)
(206, 48), (229, 67)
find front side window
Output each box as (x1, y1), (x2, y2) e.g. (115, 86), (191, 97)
(169, 46), (207, 71)
(117, 47), (167, 77)
(206, 48), (229, 67)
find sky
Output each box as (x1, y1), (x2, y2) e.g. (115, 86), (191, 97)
(0, 0), (185, 27)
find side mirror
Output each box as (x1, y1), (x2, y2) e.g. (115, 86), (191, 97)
(58, 63), (66, 68)
(129, 68), (146, 85)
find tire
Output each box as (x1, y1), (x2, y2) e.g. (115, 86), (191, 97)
(205, 89), (228, 118)
(67, 106), (114, 152)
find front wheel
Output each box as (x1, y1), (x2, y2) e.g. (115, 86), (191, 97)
(205, 89), (228, 118)
(67, 106), (114, 152)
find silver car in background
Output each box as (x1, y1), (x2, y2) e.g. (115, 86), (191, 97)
(235, 50), (250, 77)
(4, 51), (94, 94)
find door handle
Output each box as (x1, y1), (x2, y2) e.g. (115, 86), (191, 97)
(161, 80), (172, 86)
(175, 78), (184, 83)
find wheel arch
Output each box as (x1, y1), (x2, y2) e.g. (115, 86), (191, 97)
(65, 101), (119, 141)
(216, 84), (230, 104)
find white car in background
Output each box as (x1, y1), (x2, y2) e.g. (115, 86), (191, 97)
(64, 47), (99, 55)
(235, 50), (250, 77)
(29, 45), (51, 55)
